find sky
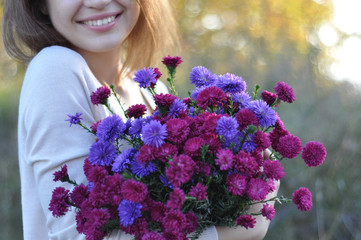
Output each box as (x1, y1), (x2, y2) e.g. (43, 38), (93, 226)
(318, 0), (361, 87)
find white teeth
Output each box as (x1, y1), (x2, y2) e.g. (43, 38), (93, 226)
(83, 16), (116, 26)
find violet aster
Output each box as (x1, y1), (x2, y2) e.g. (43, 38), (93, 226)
(216, 116), (239, 139)
(133, 67), (157, 88)
(118, 200), (142, 227)
(248, 100), (277, 128)
(216, 73), (247, 94)
(141, 120), (168, 147)
(66, 112), (83, 127)
(88, 141), (117, 166)
(189, 66), (217, 87)
(96, 114), (126, 143)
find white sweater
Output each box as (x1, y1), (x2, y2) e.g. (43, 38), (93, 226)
(18, 46), (218, 240)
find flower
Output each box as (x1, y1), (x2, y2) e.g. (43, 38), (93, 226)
(66, 113), (83, 126)
(154, 93), (178, 108)
(83, 208), (110, 240)
(168, 99), (187, 118)
(235, 108), (259, 131)
(215, 148), (234, 170)
(130, 159), (157, 178)
(261, 90), (277, 106)
(254, 130), (271, 150)
(216, 116), (239, 139)
(49, 187), (70, 217)
(88, 141), (117, 166)
(233, 92), (251, 108)
(166, 154), (195, 187)
(247, 178), (270, 201)
(274, 81), (296, 103)
(90, 120), (102, 134)
(236, 215), (256, 229)
(188, 183), (207, 201)
(261, 203), (276, 220)
(112, 148), (136, 172)
(167, 187), (185, 209)
(162, 55), (183, 69)
(53, 164), (69, 182)
(96, 114), (126, 143)
(166, 118), (190, 145)
(248, 100), (277, 128)
(196, 86), (227, 110)
(129, 118), (145, 138)
(127, 104), (147, 119)
(134, 67), (158, 88)
(277, 134), (302, 159)
(263, 160), (285, 180)
(302, 141), (327, 167)
(118, 200), (143, 227)
(141, 120), (168, 147)
(162, 209), (187, 232)
(70, 184), (89, 207)
(216, 73), (246, 94)
(292, 187), (313, 211)
(142, 231), (166, 240)
(90, 86), (111, 105)
(189, 66), (217, 87)
(226, 173), (248, 196)
(121, 179), (148, 203)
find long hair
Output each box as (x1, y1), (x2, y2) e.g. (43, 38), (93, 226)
(2, 0), (180, 74)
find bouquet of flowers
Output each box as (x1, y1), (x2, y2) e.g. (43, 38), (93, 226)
(49, 56), (327, 240)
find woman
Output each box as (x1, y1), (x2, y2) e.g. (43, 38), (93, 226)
(3, 0), (278, 239)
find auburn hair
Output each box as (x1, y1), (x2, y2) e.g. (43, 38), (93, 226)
(2, 0), (179, 74)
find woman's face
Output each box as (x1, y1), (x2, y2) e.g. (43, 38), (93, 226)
(45, 0), (141, 54)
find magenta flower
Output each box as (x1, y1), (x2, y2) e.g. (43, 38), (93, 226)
(126, 104), (147, 119)
(90, 86), (111, 105)
(254, 130), (271, 150)
(82, 208), (110, 240)
(166, 154), (195, 187)
(274, 81), (296, 103)
(292, 187), (313, 211)
(277, 134), (302, 159)
(167, 187), (185, 209)
(236, 214), (256, 229)
(166, 118), (190, 145)
(261, 90), (277, 106)
(235, 108), (259, 131)
(196, 86), (227, 110)
(261, 203), (276, 220)
(247, 178), (270, 201)
(183, 137), (206, 157)
(142, 231), (166, 240)
(263, 159), (285, 180)
(302, 141), (327, 167)
(162, 55), (183, 69)
(53, 165), (69, 182)
(90, 120), (102, 134)
(215, 148), (234, 170)
(162, 209), (187, 232)
(70, 184), (89, 207)
(226, 173), (248, 196)
(188, 183), (207, 201)
(48, 187), (70, 217)
(121, 179), (148, 203)
(154, 93), (178, 108)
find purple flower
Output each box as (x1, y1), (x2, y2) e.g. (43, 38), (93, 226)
(142, 232), (166, 240)
(232, 92), (251, 108)
(128, 118), (145, 138)
(169, 99), (187, 118)
(292, 187), (312, 211)
(159, 175), (174, 189)
(277, 134), (302, 159)
(196, 86), (227, 110)
(216, 116), (239, 139)
(166, 154), (195, 187)
(263, 159), (285, 180)
(236, 215), (256, 229)
(133, 67), (157, 88)
(240, 132), (257, 153)
(66, 113), (83, 126)
(254, 130), (271, 151)
(226, 173), (248, 196)
(167, 187), (186, 209)
(88, 141), (117, 166)
(121, 179), (148, 203)
(247, 178), (269, 201)
(130, 159), (157, 178)
(126, 104), (147, 119)
(216, 73), (246, 94)
(90, 86), (111, 105)
(118, 200), (142, 227)
(188, 183), (207, 201)
(96, 114), (126, 143)
(112, 148), (136, 172)
(190, 86), (207, 100)
(235, 108), (259, 131)
(82, 208), (110, 240)
(48, 187), (70, 217)
(302, 141), (327, 167)
(261, 90), (277, 106)
(248, 100), (277, 128)
(189, 66), (217, 87)
(162, 55), (183, 69)
(53, 165), (69, 182)
(141, 120), (168, 147)
(70, 184), (89, 207)
(261, 203), (276, 220)
(274, 81), (296, 103)
(215, 148), (234, 170)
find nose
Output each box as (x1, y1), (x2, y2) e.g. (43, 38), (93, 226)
(83, 0), (112, 9)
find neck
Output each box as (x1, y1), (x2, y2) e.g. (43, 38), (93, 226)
(74, 46), (123, 86)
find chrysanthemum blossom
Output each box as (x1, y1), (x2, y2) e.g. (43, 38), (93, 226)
(216, 73), (246, 94)
(48, 187), (70, 217)
(215, 148), (234, 170)
(226, 173), (248, 196)
(121, 179), (148, 203)
(189, 66), (217, 87)
(133, 67), (157, 88)
(274, 81), (296, 103)
(263, 159), (285, 180)
(196, 86), (227, 110)
(166, 118), (190, 144)
(90, 86), (111, 105)
(235, 108), (259, 131)
(292, 187), (312, 211)
(141, 120), (168, 147)
(66, 113), (83, 126)
(188, 183), (207, 201)
(302, 141), (327, 167)
(261, 203), (276, 220)
(162, 55), (183, 69)
(53, 165), (69, 182)
(236, 215), (256, 229)
(247, 178), (269, 201)
(261, 90), (277, 106)
(277, 134), (302, 159)
(126, 104), (147, 119)
(118, 200), (143, 227)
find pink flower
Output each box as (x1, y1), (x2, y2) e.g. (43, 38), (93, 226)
(121, 179), (148, 203)
(292, 187), (313, 211)
(277, 134), (302, 159)
(263, 159), (285, 180)
(236, 214), (256, 229)
(166, 154), (195, 187)
(53, 164), (69, 182)
(185, 212), (199, 233)
(302, 141), (327, 167)
(226, 173), (248, 196)
(154, 93), (178, 108)
(162, 209), (187, 232)
(70, 184), (89, 207)
(234, 151), (260, 177)
(166, 118), (190, 144)
(149, 201), (167, 222)
(269, 119), (290, 152)
(183, 137), (205, 157)
(261, 90), (277, 106)
(235, 108), (259, 131)
(82, 208), (110, 240)
(48, 187), (70, 217)
(90, 86), (111, 105)
(261, 203), (276, 220)
(90, 120), (102, 134)
(215, 148), (234, 170)
(155, 143), (178, 162)
(167, 187), (185, 209)
(274, 81), (296, 103)
(137, 145), (158, 164)
(247, 178), (269, 201)
(196, 86), (227, 110)
(162, 55), (183, 69)
(188, 183), (207, 201)
(254, 130), (271, 151)
(126, 104), (147, 119)
(142, 231), (166, 240)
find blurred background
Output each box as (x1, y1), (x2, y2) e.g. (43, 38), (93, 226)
(1, 0), (360, 239)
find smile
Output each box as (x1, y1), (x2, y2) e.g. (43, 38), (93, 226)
(81, 15), (118, 27)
